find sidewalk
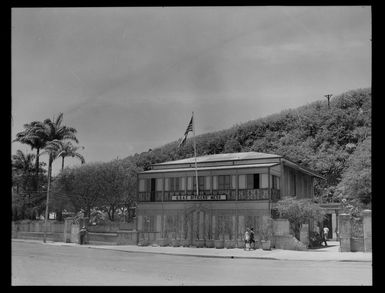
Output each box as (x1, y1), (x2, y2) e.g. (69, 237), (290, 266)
(12, 239), (372, 262)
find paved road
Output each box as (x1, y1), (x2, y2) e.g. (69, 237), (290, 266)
(12, 241), (372, 286)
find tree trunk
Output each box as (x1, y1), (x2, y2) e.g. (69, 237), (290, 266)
(126, 203), (131, 222)
(107, 208), (112, 221)
(86, 206), (91, 219)
(43, 154), (52, 243)
(111, 206), (115, 222)
(61, 157), (65, 171)
(35, 148), (40, 193)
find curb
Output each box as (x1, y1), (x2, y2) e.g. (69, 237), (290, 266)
(84, 246), (280, 261)
(84, 246), (372, 262)
(12, 239), (372, 263)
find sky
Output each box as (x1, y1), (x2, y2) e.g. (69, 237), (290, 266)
(11, 6), (371, 175)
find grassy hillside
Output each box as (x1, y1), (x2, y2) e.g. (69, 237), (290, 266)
(125, 87), (371, 205)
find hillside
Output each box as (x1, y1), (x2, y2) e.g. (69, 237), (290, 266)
(125, 87), (371, 204)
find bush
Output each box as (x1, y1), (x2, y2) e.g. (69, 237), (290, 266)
(309, 231), (323, 248)
(275, 198), (326, 240)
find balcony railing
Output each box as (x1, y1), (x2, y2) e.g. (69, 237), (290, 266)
(138, 188), (280, 202)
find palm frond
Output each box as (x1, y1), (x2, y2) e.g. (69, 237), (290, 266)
(55, 113), (64, 128)
(73, 153), (86, 164)
(61, 133), (79, 143)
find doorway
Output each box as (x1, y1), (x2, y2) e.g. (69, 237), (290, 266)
(323, 214), (333, 239)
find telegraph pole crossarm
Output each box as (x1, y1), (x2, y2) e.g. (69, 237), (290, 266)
(324, 94), (333, 110)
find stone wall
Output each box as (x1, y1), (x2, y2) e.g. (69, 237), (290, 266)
(12, 219), (136, 245)
(272, 219), (308, 251)
(12, 221), (65, 242)
(338, 210), (371, 252)
(87, 232), (118, 245)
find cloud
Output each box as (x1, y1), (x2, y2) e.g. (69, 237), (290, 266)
(12, 6), (371, 167)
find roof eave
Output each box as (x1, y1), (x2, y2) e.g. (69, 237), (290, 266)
(152, 154), (283, 167)
(282, 158), (326, 180)
(139, 162), (280, 174)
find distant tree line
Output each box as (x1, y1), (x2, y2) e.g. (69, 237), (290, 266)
(53, 159), (140, 222)
(123, 87), (371, 210)
(12, 87), (371, 221)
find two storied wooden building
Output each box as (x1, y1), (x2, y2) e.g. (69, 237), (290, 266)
(136, 152), (324, 248)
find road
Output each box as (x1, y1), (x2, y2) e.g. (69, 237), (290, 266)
(12, 241), (372, 286)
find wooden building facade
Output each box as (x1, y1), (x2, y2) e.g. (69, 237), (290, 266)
(136, 152), (324, 248)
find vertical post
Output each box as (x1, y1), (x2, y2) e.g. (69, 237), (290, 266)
(280, 159), (285, 198)
(268, 167), (271, 216)
(162, 177), (165, 202)
(362, 210), (372, 252)
(43, 154), (52, 243)
(210, 171), (213, 195)
(235, 172), (239, 246)
(325, 94), (332, 110)
(192, 112), (199, 196)
(199, 211), (204, 240)
(339, 213), (351, 252)
(236, 173), (239, 201)
(332, 212), (337, 240)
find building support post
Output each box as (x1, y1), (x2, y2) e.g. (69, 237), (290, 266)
(362, 210), (372, 252)
(268, 167), (271, 216)
(339, 214), (351, 252)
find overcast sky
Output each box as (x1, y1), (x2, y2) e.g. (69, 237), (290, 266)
(12, 6), (371, 175)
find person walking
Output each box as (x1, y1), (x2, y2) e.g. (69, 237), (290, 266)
(244, 228), (250, 251)
(322, 226), (329, 247)
(249, 227), (256, 250)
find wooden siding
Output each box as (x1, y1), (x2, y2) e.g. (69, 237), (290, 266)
(282, 165), (313, 198)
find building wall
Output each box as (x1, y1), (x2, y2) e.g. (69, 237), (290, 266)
(136, 201), (271, 247)
(282, 165), (313, 199)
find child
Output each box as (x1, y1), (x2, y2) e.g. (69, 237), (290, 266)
(244, 228), (250, 251)
(249, 227), (255, 250)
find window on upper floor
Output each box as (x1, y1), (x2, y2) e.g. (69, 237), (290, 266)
(245, 174), (260, 189)
(218, 175), (231, 190)
(272, 175), (280, 190)
(192, 176), (206, 191)
(164, 177), (184, 191)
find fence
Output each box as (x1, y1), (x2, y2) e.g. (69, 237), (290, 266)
(12, 217), (309, 250)
(12, 219), (137, 245)
(12, 220), (65, 242)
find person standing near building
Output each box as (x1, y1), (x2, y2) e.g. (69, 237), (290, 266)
(249, 227), (256, 250)
(79, 226), (88, 245)
(322, 226), (329, 247)
(244, 228), (250, 251)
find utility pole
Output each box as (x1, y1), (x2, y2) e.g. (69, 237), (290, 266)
(324, 94), (332, 110)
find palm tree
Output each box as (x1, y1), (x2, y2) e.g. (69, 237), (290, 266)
(40, 140), (62, 233)
(35, 113), (79, 174)
(37, 113), (79, 242)
(12, 149), (36, 173)
(14, 122), (48, 191)
(41, 140), (85, 222)
(12, 150), (36, 194)
(56, 141), (85, 171)
(12, 150), (37, 220)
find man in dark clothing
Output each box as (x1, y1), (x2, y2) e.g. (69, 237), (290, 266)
(79, 226), (87, 245)
(249, 227), (256, 250)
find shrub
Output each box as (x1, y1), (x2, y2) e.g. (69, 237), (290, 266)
(275, 198), (326, 240)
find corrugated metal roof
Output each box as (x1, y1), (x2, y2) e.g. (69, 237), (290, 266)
(153, 152), (281, 166)
(140, 163), (280, 174)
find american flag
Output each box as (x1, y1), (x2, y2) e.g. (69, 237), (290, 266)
(178, 115), (193, 148)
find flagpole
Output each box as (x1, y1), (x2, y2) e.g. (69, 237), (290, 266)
(192, 112), (199, 197)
